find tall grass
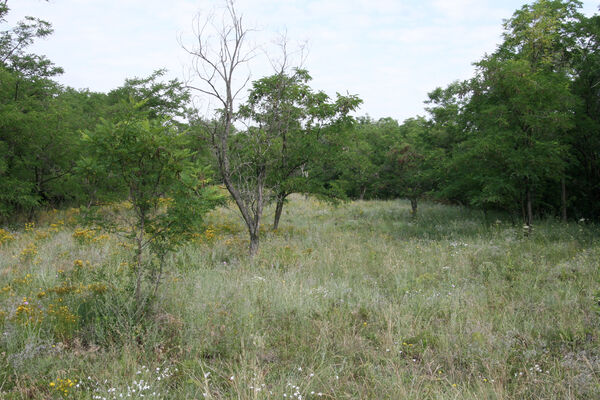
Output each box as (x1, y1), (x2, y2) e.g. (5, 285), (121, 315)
(1, 197), (599, 398)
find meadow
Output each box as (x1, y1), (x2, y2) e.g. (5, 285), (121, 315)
(0, 196), (599, 399)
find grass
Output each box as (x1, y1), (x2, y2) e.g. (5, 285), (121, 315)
(1, 196), (599, 399)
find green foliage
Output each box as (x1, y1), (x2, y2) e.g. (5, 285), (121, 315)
(0, 4), (106, 220)
(567, 13), (600, 218)
(382, 117), (437, 214)
(106, 69), (192, 122)
(452, 57), (575, 212)
(82, 102), (224, 313)
(237, 68), (361, 228)
(417, 0), (599, 222)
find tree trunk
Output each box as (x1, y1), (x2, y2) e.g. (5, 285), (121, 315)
(221, 173), (263, 257)
(526, 185), (533, 235)
(410, 198), (418, 217)
(273, 193), (286, 230)
(359, 186), (367, 200)
(249, 231), (259, 257)
(561, 178), (567, 223)
(135, 215), (145, 308)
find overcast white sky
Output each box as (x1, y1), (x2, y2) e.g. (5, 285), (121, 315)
(5, 0), (599, 122)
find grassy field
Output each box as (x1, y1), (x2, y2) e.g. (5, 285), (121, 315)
(1, 196), (599, 399)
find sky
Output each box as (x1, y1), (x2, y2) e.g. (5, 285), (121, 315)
(5, 0), (600, 122)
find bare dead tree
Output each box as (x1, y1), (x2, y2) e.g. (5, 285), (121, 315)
(180, 0), (265, 256)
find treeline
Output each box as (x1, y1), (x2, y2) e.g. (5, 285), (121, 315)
(1, 0), (599, 232)
(339, 0), (600, 224)
(0, 1), (196, 219)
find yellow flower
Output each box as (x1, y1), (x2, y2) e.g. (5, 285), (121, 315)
(50, 382), (55, 387)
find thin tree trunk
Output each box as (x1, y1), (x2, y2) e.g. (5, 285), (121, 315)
(249, 231), (259, 257)
(561, 178), (567, 222)
(135, 215), (145, 308)
(410, 198), (418, 217)
(248, 168), (265, 257)
(273, 193), (286, 230)
(521, 195), (526, 224)
(151, 253), (166, 300)
(359, 186), (367, 200)
(526, 185), (533, 235)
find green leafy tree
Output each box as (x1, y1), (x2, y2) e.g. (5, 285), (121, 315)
(106, 69), (192, 122)
(83, 102), (223, 315)
(0, 2), (70, 219)
(336, 117), (397, 200)
(424, 0), (581, 227)
(382, 117), (437, 216)
(76, 71), (193, 209)
(568, 13), (600, 220)
(183, 2), (359, 253)
(238, 68), (361, 229)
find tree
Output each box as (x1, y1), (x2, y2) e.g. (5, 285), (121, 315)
(238, 68), (361, 229)
(83, 101), (223, 315)
(423, 0), (581, 227)
(106, 69), (192, 122)
(499, 0), (583, 224)
(567, 13), (600, 220)
(335, 117), (395, 200)
(469, 58), (574, 223)
(383, 117), (436, 216)
(183, 1), (360, 252)
(0, 2), (72, 219)
(182, 0), (267, 255)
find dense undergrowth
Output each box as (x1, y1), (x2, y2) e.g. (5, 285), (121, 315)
(0, 197), (599, 399)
